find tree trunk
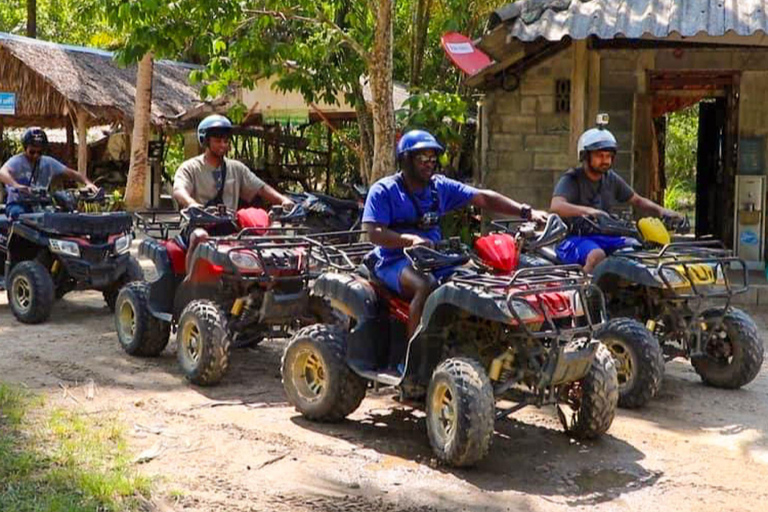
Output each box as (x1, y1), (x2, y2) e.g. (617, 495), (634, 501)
(125, 53), (154, 211)
(410, 0), (432, 88)
(369, 0), (396, 183)
(26, 0), (37, 38)
(351, 81), (374, 184)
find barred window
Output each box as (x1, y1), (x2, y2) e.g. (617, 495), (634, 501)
(555, 79), (571, 113)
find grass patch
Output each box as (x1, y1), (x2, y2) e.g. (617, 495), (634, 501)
(0, 383), (151, 512)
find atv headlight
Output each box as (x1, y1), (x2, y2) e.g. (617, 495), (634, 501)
(49, 238), (80, 258)
(656, 267), (687, 286)
(114, 234), (133, 255)
(229, 250), (263, 274)
(508, 297), (542, 323)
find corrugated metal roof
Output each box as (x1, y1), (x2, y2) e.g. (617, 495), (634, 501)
(496, 0), (768, 42)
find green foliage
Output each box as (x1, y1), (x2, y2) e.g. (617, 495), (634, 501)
(397, 91), (468, 167)
(0, 383), (151, 511)
(0, 0), (118, 48)
(664, 105), (699, 211)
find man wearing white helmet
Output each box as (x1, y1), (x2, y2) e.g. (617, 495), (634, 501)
(173, 114), (293, 210)
(550, 116), (681, 272)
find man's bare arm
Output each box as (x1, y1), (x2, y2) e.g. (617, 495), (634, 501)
(550, 195), (606, 218)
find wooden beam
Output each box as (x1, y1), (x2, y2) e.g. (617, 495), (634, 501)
(569, 40), (589, 158)
(65, 117), (75, 167)
(76, 109), (88, 176)
(587, 49), (601, 127)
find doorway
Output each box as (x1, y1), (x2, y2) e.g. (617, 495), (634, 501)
(646, 71), (740, 246)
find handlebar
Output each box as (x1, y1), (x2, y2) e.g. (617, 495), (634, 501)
(403, 237), (471, 272)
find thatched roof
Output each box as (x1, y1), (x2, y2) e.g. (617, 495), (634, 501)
(0, 32), (205, 129)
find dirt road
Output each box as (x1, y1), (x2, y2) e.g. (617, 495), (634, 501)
(1, 288), (767, 512)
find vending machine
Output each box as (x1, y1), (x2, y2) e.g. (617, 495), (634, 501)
(733, 175), (766, 270)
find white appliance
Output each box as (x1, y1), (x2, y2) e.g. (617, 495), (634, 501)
(733, 175), (766, 270)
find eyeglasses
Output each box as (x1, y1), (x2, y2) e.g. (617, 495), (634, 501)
(414, 154), (438, 165)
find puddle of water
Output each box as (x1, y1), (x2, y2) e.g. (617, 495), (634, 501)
(573, 468), (636, 493)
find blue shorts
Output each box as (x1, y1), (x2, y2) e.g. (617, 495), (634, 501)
(5, 203), (30, 220)
(556, 235), (632, 266)
(374, 257), (457, 295)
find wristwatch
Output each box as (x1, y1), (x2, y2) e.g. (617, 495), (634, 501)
(519, 204), (532, 220)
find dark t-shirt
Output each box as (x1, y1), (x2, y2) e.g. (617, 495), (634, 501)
(552, 167), (634, 212)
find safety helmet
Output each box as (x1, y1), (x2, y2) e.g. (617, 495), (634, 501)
(577, 114), (617, 161)
(21, 127), (48, 148)
(396, 129), (444, 157)
(197, 115), (233, 146)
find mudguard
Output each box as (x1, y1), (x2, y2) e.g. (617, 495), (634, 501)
(138, 238), (181, 319)
(418, 281), (512, 331)
(592, 256), (660, 289)
(312, 272), (378, 320)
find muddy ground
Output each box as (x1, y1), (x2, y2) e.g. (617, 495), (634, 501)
(1, 283), (767, 512)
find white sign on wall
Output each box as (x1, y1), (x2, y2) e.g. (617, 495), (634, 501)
(0, 93), (16, 115)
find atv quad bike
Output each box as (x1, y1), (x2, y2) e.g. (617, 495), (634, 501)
(0, 187), (141, 324)
(482, 216), (662, 409)
(115, 204), (328, 386)
(523, 213), (763, 398)
(282, 232), (620, 467)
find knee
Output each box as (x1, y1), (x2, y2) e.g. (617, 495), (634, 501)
(413, 274), (437, 301)
(188, 228), (209, 255)
(584, 248), (607, 271)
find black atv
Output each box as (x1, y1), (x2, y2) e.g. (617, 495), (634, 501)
(282, 235), (620, 467)
(521, 213), (763, 402)
(115, 205), (329, 386)
(0, 187), (141, 324)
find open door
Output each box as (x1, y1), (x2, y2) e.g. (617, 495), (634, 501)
(695, 99), (727, 240)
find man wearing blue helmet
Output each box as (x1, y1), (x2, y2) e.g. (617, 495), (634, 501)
(0, 127), (98, 218)
(173, 115), (293, 210)
(363, 129), (548, 337)
(551, 116), (681, 272)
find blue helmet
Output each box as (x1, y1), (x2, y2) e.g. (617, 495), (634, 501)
(22, 127), (48, 148)
(197, 115), (233, 146)
(396, 130), (444, 157)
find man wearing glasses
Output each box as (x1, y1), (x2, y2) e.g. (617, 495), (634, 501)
(172, 115), (293, 211)
(0, 127), (98, 219)
(363, 129), (548, 337)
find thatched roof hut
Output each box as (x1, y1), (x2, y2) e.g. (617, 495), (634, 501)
(0, 32), (203, 129)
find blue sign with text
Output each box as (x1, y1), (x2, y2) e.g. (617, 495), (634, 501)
(0, 93), (16, 115)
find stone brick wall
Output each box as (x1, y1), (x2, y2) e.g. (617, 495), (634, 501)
(481, 51), (572, 209)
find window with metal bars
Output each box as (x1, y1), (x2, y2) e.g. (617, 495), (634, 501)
(555, 79), (571, 113)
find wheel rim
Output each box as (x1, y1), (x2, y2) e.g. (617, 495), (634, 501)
(292, 348), (327, 403)
(118, 299), (136, 339)
(557, 380), (584, 430)
(604, 339), (636, 391)
(704, 324), (734, 366)
(12, 275), (32, 314)
(429, 382), (457, 446)
(181, 320), (203, 364)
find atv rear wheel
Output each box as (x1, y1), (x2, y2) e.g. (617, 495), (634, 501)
(177, 300), (231, 386)
(426, 358), (494, 467)
(692, 308), (764, 389)
(594, 318), (664, 408)
(115, 282), (170, 357)
(281, 324), (366, 422)
(557, 344), (618, 439)
(104, 256), (143, 312)
(8, 261), (55, 324)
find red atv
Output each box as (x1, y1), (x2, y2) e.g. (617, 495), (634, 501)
(115, 205), (327, 386)
(282, 223), (620, 467)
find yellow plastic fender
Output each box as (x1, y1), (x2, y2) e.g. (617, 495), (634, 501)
(638, 217), (671, 246)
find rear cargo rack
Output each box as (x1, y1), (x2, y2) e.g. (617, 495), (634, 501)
(133, 210), (182, 240)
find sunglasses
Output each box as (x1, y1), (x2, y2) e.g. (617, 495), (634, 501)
(414, 154), (438, 165)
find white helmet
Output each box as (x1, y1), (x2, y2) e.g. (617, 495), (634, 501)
(577, 115), (617, 161)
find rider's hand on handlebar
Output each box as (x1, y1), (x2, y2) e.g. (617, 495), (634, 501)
(280, 198), (296, 213)
(13, 183), (31, 195)
(83, 183), (100, 195)
(531, 209), (549, 224)
(402, 234), (433, 248)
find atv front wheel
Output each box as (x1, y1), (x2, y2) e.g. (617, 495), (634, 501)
(177, 300), (231, 386)
(115, 282), (170, 357)
(104, 257), (143, 312)
(281, 324), (367, 422)
(557, 344), (618, 439)
(692, 308), (764, 389)
(8, 261), (55, 324)
(594, 318), (664, 408)
(426, 358), (495, 467)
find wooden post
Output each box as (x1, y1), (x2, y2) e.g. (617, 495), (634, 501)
(587, 48), (601, 127)
(65, 117), (75, 167)
(325, 125), (332, 193)
(569, 40), (589, 158)
(76, 109), (88, 177)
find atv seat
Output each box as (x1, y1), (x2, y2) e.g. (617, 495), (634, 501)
(538, 246), (560, 264)
(312, 192), (361, 211)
